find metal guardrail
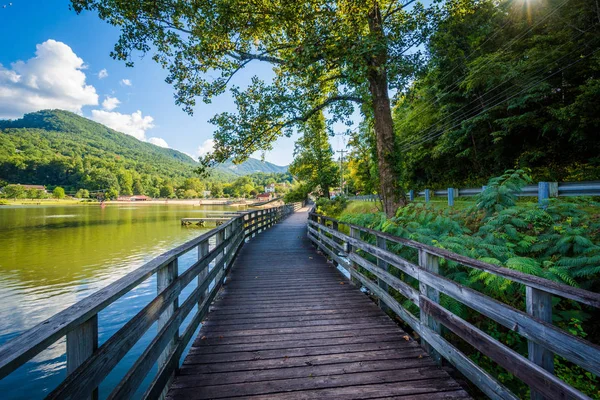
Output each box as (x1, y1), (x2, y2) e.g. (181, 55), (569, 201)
(347, 180), (600, 206)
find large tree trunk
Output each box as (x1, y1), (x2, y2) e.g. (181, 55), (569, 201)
(367, 4), (406, 217)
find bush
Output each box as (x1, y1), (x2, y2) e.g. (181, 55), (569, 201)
(315, 196), (348, 217)
(337, 171), (600, 397)
(284, 182), (311, 203)
(52, 187), (66, 199)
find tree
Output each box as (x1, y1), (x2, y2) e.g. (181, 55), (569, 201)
(2, 184), (25, 199)
(75, 189), (90, 198)
(289, 113), (338, 198)
(53, 187), (66, 199)
(71, 0), (432, 216)
(159, 183), (174, 198)
(183, 189), (198, 199)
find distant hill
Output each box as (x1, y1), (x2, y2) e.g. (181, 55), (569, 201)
(0, 110), (287, 191)
(216, 158), (288, 175)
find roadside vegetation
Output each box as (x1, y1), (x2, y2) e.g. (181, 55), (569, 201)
(316, 170), (600, 397)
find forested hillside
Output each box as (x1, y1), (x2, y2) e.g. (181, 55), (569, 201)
(345, 0), (600, 194)
(0, 110), (289, 197)
(393, 0), (600, 188)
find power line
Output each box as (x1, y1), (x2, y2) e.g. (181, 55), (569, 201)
(399, 45), (600, 151)
(396, 0), (572, 137)
(397, 25), (599, 149)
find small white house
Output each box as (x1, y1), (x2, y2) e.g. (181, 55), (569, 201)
(265, 183), (276, 193)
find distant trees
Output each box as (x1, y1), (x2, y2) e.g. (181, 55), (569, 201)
(2, 184), (25, 199)
(71, 0), (434, 216)
(52, 187), (65, 199)
(75, 189), (90, 198)
(289, 113), (338, 199)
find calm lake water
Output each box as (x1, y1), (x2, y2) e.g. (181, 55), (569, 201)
(0, 203), (243, 399)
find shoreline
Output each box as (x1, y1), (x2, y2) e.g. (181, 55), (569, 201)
(0, 198), (281, 207)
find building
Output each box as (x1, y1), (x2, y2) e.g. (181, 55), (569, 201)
(265, 183), (276, 193)
(21, 184), (47, 193)
(130, 195), (150, 201)
(256, 193), (272, 201)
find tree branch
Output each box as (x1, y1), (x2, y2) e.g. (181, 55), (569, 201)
(383, 0), (418, 20)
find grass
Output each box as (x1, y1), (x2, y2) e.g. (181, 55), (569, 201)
(0, 198), (95, 206)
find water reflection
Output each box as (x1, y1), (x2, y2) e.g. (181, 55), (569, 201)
(0, 203), (240, 399)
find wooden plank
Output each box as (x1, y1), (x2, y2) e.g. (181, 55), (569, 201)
(66, 315), (98, 400)
(168, 368), (451, 399)
(419, 249), (441, 363)
(168, 209), (468, 400)
(157, 258), (178, 394)
(180, 348), (427, 375)
(527, 286), (554, 400)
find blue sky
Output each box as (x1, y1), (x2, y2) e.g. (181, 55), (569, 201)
(0, 0), (356, 165)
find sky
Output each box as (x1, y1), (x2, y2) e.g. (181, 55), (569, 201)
(0, 0), (358, 166)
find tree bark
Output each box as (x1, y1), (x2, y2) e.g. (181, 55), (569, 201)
(367, 3), (406, 217)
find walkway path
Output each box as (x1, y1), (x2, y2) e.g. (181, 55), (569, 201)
(167, 208), (470, 399)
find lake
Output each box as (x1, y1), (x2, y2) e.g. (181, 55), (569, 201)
(0, 203), (243, 399)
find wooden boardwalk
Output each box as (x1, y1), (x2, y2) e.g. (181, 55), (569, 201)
(167, 208), (470, 400)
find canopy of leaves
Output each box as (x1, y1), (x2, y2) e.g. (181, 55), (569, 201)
(390, 0), (600, 189)
(71, 0), (432, 168)
(289, 113), (339, 198)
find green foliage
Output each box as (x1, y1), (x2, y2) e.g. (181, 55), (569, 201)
(1, 184), (26, 199)
(0, 110), (292, 199)
(315, 196), (348, 217)
(339, 170), (600, 397)
(52, 187), (65, 199)
(475, 169), (531, 214)
(75, 189), (90, 199)
(289, 113), (339, 198)
(284, 182), (311, 203)
(390, 0), (600, 189)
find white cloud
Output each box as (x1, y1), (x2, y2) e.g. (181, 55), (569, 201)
(196, 139), (215, 157)
(120, 79), (132, 86)
(148, 137), (169, 148)
(98, 69), (108, 79)
(0, 39), (98, 119)
(101, 95), (120, 111)
(90, 110), (154, 141)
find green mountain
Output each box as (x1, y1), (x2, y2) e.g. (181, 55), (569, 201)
(218, 158), (288, 175)
(0, 110), (287, 192)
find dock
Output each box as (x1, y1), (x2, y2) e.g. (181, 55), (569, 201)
(181, 217), (231, 226)
(166, 209), (469, 399)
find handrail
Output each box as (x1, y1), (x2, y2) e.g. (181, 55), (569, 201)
(307, 209), (600, 400)
(0, 202), (303, 399)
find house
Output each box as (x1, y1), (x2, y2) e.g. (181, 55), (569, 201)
(21, 185), (47, 193)
(117, 195), (150, 201)
(265, 183), (276, 193)
(130, 195), (150, 201)
(256, 193), (272, 201)
(202, 190), (211, 198)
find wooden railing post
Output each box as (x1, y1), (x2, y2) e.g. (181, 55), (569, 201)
(157, 258), (178, 394)
(419, 249), (441, 364)
(349, 227), (361, 285)
(331, 220), (339, 267)
(197, 239), (209, 310)
(376, 236), (389, 312)
(526, 286), (554, 400)
(66, 315), (98, 400)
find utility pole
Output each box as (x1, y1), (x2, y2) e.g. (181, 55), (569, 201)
(337, 149), (346, 196)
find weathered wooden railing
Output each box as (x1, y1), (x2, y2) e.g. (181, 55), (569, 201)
(308, 210), (600, 400)
(0, 203), (302, 399)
